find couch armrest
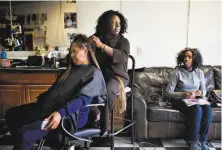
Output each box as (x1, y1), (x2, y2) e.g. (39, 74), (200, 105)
(213, 66), (221, 89)
(133, 87), (148, 140)
(133, 88), (147, 119)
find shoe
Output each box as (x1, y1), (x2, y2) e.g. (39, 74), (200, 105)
(201, 141), (210, 150)
(100, 130), (108, 137)
(190, 141), (201, 150)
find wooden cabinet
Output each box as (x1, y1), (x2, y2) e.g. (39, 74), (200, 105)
(0, 85), (26, 120)
(0, 71), (57, 124)
(0, 72), (57, 85)
(25, 85), (51, 103)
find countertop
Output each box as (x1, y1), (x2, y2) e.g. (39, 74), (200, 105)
(0, 66), (67, 73)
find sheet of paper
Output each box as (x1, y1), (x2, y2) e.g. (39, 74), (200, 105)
(182, 98), (210, 107)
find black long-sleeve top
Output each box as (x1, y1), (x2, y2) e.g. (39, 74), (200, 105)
(95, 34), (130, 81)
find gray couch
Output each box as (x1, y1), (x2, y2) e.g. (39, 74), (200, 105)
(133, 65), (221, 141)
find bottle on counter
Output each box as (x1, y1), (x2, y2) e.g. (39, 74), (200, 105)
(56, 61), (59, 68)
(0, 44), (2, 59)
(0, 48), (10, 67)
(41, 54), (45, 67)
(51, 52), (56, 68)
(1, 48), (7, 59)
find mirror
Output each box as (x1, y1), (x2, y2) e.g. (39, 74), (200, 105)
(0, 1), (47, 51)
(24, 26), (46, 51)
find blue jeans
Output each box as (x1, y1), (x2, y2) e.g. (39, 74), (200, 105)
(5, 104), (50, 150)
(172, 99), (212, 142)
(5, 98), (88, 150)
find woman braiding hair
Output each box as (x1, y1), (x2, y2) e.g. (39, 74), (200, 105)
(88, 10), (130, 133)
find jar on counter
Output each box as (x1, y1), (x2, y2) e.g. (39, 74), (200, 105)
(1, 59), (11, 67)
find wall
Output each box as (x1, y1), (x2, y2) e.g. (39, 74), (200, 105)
(1, 1), (221, 67)
(188, 0), (221, 66)
(77, 1), (121, 36)
(122, 1), (188, 67)
(76, 1), (221, 67)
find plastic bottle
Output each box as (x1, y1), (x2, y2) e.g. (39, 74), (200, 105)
(0, 45), (2, 59)
(1, 48), (7, 59)
(51, 52), (56, 68)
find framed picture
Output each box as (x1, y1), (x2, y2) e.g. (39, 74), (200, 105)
(64, 13), (77, 29)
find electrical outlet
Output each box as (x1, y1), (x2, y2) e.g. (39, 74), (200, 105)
(137, 46), (142, 55)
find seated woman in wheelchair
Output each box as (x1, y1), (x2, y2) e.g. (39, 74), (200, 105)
(5, 34), (107, 150)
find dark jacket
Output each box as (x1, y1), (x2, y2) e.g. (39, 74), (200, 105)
(31, 65), (107, 122)
(56, 66), (107, 145)
(95, 34), (130, 81)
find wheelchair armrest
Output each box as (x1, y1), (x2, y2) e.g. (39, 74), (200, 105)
(85, 103), (105, 107)
(74, 128), (101, 138)
(61, 117), (93, 143)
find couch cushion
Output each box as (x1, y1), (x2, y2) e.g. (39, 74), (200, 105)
(147, 103), (185, 122)
(134, 67), (174, 103)
(212, 107), (221, 123)
(134, 66), (215, 103)
(213, 66), (221, 89)
(147, 103), (221, 123)
(200, 66), (215, 91)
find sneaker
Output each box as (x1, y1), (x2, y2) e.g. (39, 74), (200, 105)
(201, 141), (210, 150)
(190, 141), (201, 150)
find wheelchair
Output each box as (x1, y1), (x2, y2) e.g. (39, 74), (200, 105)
(36, 100), (106, 150)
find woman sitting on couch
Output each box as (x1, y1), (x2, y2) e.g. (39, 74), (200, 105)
(166, 48), (212, 150)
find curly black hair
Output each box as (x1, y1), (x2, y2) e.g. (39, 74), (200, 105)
(95, 10), (128, 37)
(176, 48), (203, 70)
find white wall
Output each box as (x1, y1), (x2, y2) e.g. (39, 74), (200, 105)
(188, 1), (221, 66)
(77, 1), (121, 36)
(122, 1), (188, 68)
(76, 1), (221, 67)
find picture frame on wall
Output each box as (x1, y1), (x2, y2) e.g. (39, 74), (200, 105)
(64, 13), (77, 29)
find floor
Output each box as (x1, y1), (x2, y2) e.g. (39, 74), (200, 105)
(0, 126), (221, 150)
